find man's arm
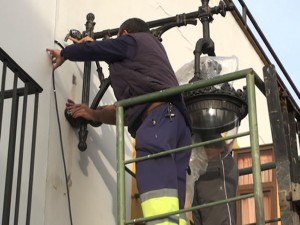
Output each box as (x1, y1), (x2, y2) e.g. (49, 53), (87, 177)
(66, 99), (116, 125)
(46, 35), (136, 70)
(94, 105), (117, 125)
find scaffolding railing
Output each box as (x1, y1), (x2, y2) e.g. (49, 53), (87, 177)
(115, 68), (266, 225)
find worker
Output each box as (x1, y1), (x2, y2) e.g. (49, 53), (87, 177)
(47, 17), (192, 225)
(190, 133), (239, 225)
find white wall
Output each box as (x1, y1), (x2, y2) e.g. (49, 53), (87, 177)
(0, 0), (273, 224)
(0, 0), (56, 224)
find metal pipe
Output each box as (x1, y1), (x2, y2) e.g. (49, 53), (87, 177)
(116, 68), (254, 107)
(116, 106), (126, 225)
(78, 13), (96, 151)
(14, 83), (29, 225)
(239, 162), (276, 176)
(263, 65), (296, 223)
(0, 61), (7, 138)
(2, 73), (19, 225)
(194, 38), (215, 79)
(200, 0), (211, 39)
(125, 131), (250, 164)
(93, 2), (233, 39)
(26, 93), (39, 225)
(93, 12), (199, 39)
(246, 72), (265, 225)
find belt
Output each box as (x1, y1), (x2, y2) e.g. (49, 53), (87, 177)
(142, 102), (165, 120)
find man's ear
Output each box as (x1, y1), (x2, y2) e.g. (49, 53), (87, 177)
(122, 30), (128, 35)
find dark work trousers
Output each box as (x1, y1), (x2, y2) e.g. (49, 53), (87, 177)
(135, 102), (192, 210)
(192, 154), (239, 225)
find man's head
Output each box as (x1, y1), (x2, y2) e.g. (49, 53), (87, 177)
(118, 18), (150, 36)
(199, 132), (226, 149)
(196, 132), (229, 160)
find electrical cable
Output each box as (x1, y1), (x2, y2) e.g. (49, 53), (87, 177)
(220, 155), (233, 225)
(52, 66), (74, 225)
(52, 0), (74, 221)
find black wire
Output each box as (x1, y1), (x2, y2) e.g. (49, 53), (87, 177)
(54, 40), (65, 49)
(52, 68), (74, 225)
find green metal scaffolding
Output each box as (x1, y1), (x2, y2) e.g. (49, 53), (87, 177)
(115, 68), (266, 225)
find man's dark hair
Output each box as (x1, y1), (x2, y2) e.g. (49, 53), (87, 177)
(118, 18), (150, 35)
(200, 132), (226, 149)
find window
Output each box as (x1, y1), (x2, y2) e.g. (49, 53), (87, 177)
(233, 144), (278, 225)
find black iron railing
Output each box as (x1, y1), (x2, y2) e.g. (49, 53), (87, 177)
(226, 1), (300, 223)
(227, 0), (300, 105)
(0, 47), (43, 225)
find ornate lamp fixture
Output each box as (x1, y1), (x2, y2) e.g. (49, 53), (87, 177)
(183, 0), (248, 153)
(184, 74), (247, 134)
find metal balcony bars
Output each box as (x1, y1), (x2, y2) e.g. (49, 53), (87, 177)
(0, 47), (43, 225)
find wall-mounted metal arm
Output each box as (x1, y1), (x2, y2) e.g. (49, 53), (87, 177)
(193, 0), (234, 80)
(78, 13), (95, 151)
(93, 1), (233, 40)
(151, 18), (197, 41)
(64, 62), (110, 128)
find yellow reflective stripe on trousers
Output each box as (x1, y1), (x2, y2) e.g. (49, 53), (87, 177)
(140, 189), (187, 225)
(179, 217), (187, 225)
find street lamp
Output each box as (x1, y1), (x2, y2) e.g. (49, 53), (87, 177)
(182, 0), (248, 154)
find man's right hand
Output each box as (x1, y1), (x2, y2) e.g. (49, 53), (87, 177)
(66, 99), (117, 125)
(78, 36), (94, 43)
(66, 99), (96, 122)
